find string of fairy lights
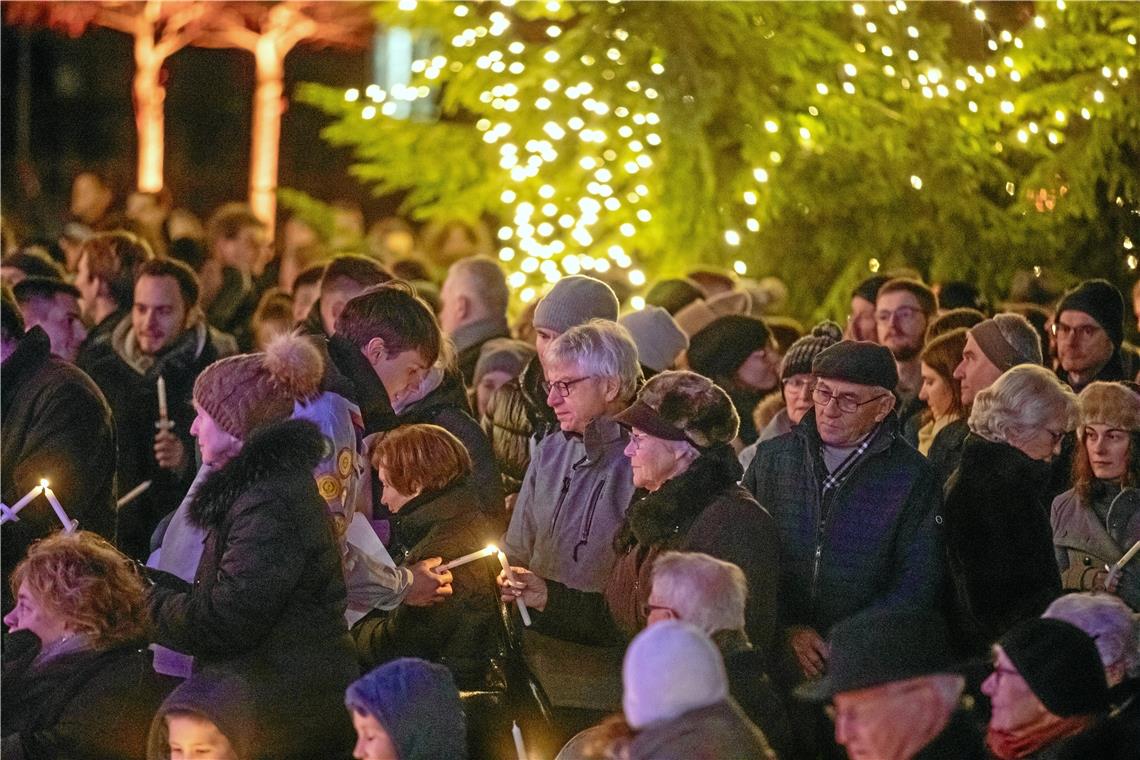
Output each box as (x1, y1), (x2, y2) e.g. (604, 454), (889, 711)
(340, 0), (1139, 300)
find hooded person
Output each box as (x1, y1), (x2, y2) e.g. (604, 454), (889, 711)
(147, 673), (260, 760)
(345, 658), (467, 760)
(621, 621), (776, 760)
(145, 332), (359, 759)
(686, 314), (780, 446)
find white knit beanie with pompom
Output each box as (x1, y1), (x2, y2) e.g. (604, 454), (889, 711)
(193, 331), (324, 439)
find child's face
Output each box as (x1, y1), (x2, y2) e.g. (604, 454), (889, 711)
(352, 710), (399, 760)
(167, 714), (239, 760)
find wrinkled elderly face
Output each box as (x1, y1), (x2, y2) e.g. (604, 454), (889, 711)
(3, 581), (71, 646)
(982, 646), (1049, 732)
(1055, 310), (1113, 377)
(833, 678), (947, 760)
(813, 378), (893, 447)
(544, 357), (613, 435)
(782, 373), (816, 426)
(624, 427), (693, 492)
(1009, 423), (1066, 463)
(953, 333), (1003, 407)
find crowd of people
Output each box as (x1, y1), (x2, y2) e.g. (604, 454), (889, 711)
(1, 174), (1138, 760)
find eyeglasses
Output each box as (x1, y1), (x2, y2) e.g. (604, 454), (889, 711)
(628, 432), (651, 451)
(540, 375), (595, 398)
(874, 306), (924, 324)
(813, 386), (889, 414)
(1052, 322), (1103, 341)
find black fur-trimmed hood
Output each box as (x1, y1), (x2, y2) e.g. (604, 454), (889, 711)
(188, 419), (327, 529)
(616, 443), (744, 549)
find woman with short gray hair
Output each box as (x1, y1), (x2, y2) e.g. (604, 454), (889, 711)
(942, 364), (1080, 656)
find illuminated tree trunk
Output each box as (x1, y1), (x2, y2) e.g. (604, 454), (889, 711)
(249, 35), (284, 229)
(133, 33), (166, 193)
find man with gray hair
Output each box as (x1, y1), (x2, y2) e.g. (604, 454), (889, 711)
(954, 313), (1042, 406)
(438, 255), (511, 386)
(647, 552), (792, 756)
(503, 319), (641, 592)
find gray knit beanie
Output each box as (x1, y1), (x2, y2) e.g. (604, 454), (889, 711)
(533, 275), (619, 334)
(473, 338), (536, 386)
(619, 307), (689, 373)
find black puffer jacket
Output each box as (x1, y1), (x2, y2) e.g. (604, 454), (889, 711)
(2, 635), (174, 760)
(942, 434), (1062, 657)
(146, 419), (357, 758)
(351, 480), (500, 689)
(399, 371), (505, 525)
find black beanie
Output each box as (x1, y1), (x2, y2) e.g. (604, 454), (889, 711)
(781, 321), (843, 381)
(999, 618), (1110, 717)
(852, 275), (890, 304)
(1056, 279), (1125, 348)
(687, 315), (771, 380)
(812, 340), (898, 390)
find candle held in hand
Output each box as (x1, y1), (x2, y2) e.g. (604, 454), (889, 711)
(512, 721), (527, 760)
(497, 551), (532, 626)
(40, 481), (77, 533)
(442, 545), (498, 571)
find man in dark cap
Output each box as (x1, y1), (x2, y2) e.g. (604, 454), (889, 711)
(1054, 279), (1139, 392)
(796, 608), (984, 760)
(743, 340), (943, 690)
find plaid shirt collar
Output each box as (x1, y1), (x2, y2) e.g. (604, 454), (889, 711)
(819, 423), (882, 497)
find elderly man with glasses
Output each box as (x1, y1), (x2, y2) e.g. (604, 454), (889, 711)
(502, 319), (641, 594)
(743, 340), (944, 696)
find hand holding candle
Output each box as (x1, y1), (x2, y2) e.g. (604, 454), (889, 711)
(497, 550), (532, 626)
(442, 544), (498, 571)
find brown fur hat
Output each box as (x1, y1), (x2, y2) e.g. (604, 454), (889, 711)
(632, 370), (740, 448)
(1079, 381), (1140, 431)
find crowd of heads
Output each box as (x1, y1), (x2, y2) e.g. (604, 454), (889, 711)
(2, 173), (1140, 760)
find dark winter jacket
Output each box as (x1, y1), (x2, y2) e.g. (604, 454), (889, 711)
(743, 409), (944, 636)
(1058, 345), (1140, 393)
(74, 307), (127, 370)
(2, 634), (175, 760)
(1052, 485), (1140, 611)
(913, 708), (987, 760)
(351, 481), (500, 688)
(713, 629), (793, 759)
(482, 356), (558, 493)
(503, 415), (636, 593)
(84, 317), (237, 560)
(927, 417), (970, 485)
(452, 315), (510, 387)
(627, 699), (776, 760)
(146, 419), (357, 759)
(398, 370), (505, 525)
(206, 266), (259, 351)
(538, 446), (780, 658)
(942, 435), (1062, 657)
(2, 327), (116, 609)
(323, 334), (400, 436)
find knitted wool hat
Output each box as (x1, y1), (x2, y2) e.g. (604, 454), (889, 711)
(473, 338), (535, 386)
(532, 275), (619, 334)
(673, 290), (754, 338)
(620, 306), (689, 373)
(967, 314), (1043, 371)
(622, 621), (728, 730)
(781, 321), (843, 381)
(193, 332), (324, 440)
(1079, 381), (1140, 431)
(1056, 279), (1125, 348)
(686, 314), (771, 380)
(999, 618), (1110, 717)
(646, 278), (704, 315)
(812, 340), (898, 390)
(613, 370), (739, 448)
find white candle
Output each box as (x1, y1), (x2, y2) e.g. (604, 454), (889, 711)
(116, 480), (153, 510)
(41, 483), (76, 533)
(1112, 539), (1140, 573)
(511, 721), (527, 760)
(442, 545), (497, 570)
(498, 550), (532, 627)
(157, 376), (168, 422)
(2, 484), (44, 522)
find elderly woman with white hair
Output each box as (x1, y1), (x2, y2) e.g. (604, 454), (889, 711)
(1044, 593), (1140, 688)
(942, 364), (1080, 656)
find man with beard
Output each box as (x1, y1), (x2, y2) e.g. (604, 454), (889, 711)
(875, 278), (938, 428)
